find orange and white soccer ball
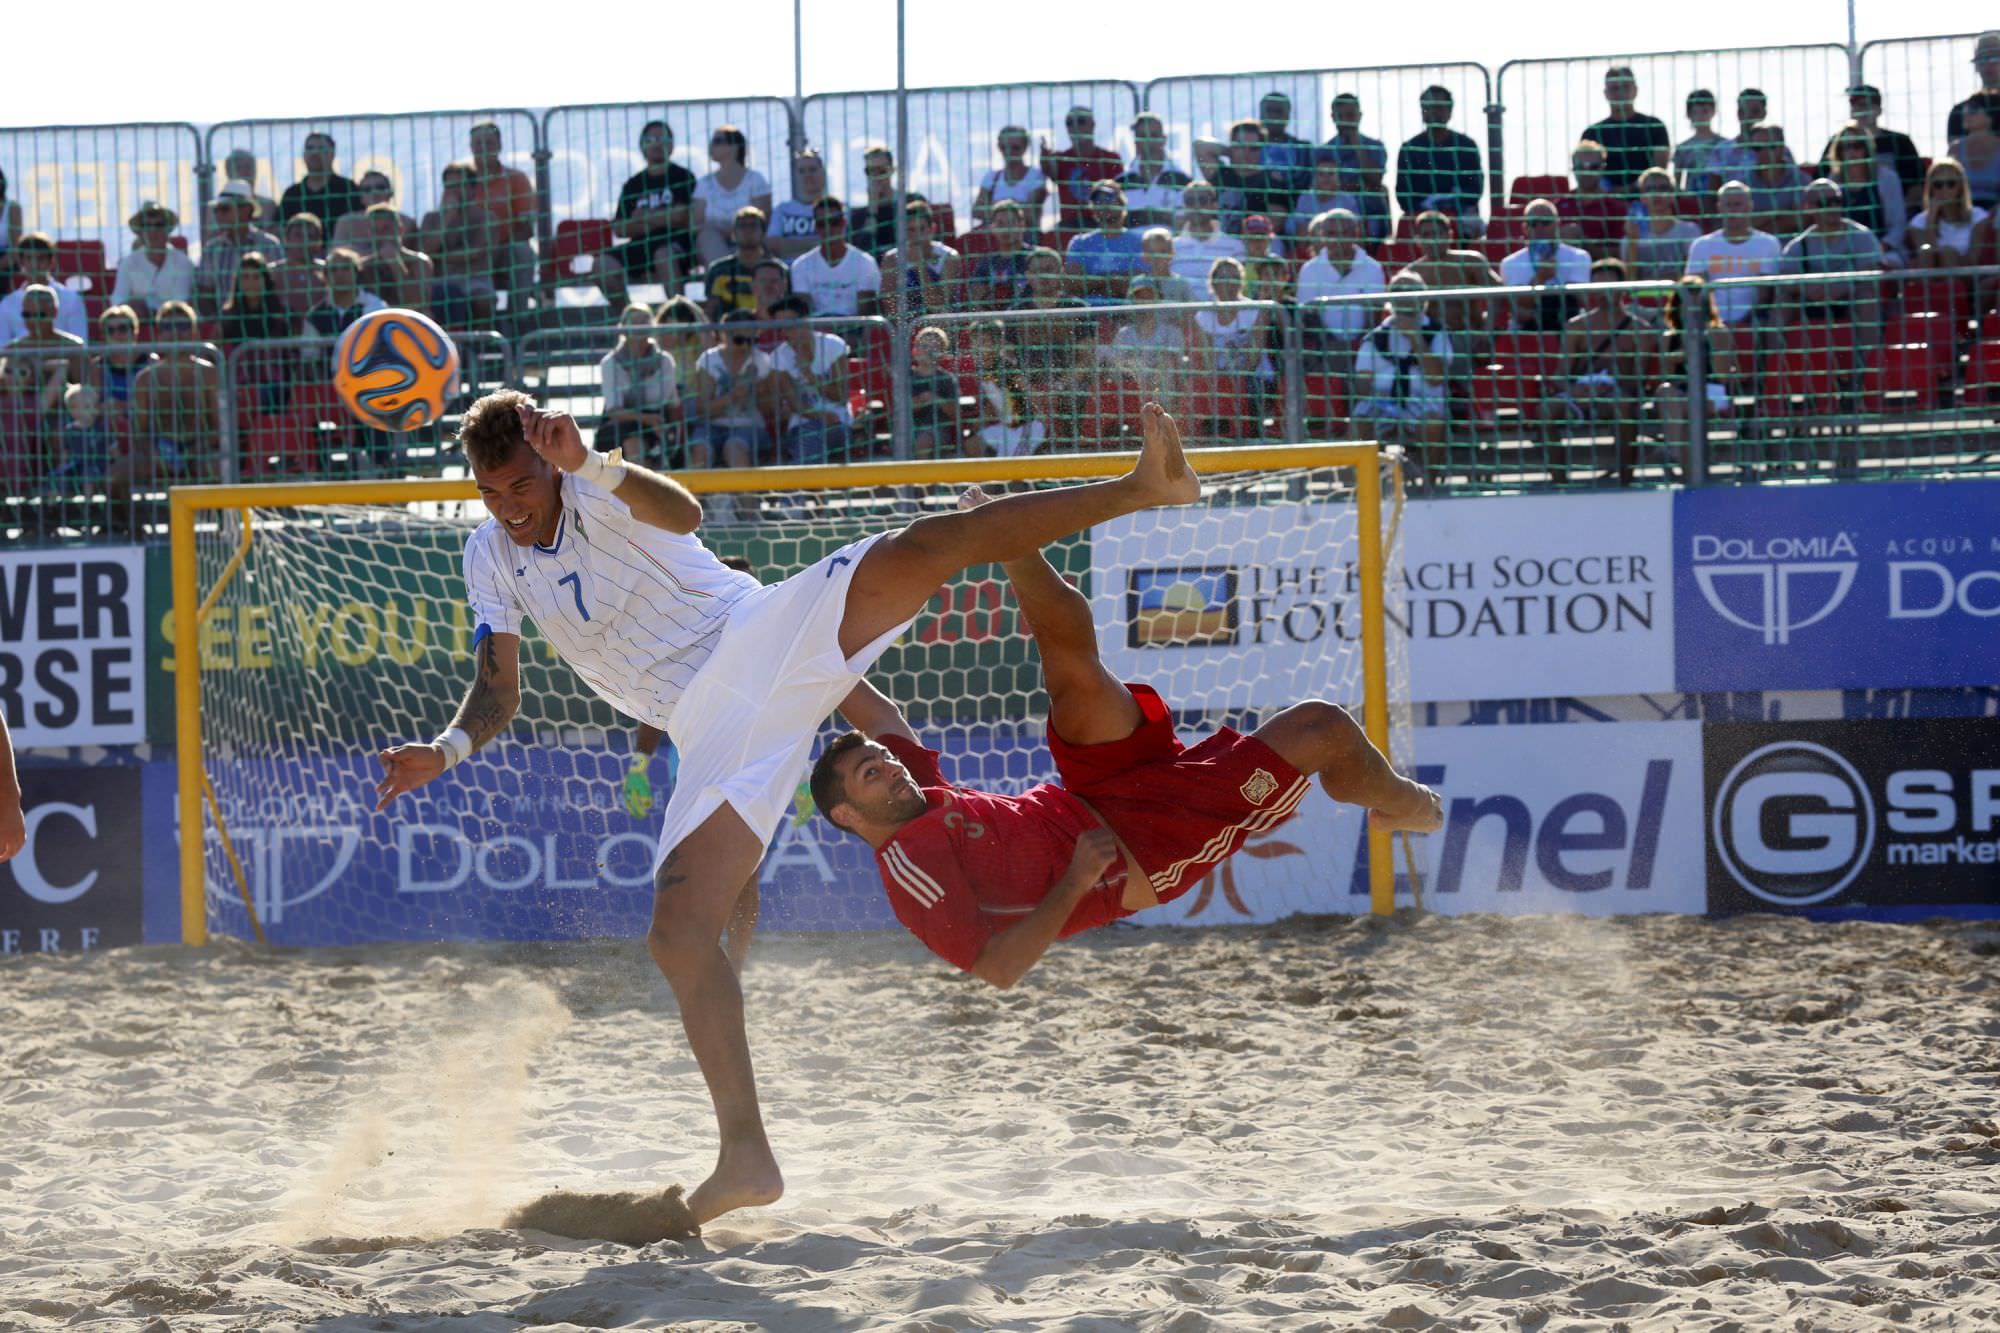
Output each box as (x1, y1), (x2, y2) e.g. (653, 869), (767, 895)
(332, 307), (462, 431)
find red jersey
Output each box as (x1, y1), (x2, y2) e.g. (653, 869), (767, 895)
(875, 734), (1130, 974)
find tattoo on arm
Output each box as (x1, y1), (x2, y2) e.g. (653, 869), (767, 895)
(449, 635), (519, 749)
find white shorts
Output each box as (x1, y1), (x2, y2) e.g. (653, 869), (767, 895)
(654, 531), (911, 867)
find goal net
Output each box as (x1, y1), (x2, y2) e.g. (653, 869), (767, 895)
(170, 448), (1407, 947)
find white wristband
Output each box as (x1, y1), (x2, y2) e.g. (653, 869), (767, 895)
(433, 726), (474, 769)
(572, 448), (629, 491)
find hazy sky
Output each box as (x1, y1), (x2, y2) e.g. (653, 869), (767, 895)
(35, 1), (1995, 126)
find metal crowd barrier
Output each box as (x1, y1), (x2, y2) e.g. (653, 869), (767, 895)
(0, 122), (204, 269)
(541, 97), (798, 235)
(1860, 32), (1988, 152)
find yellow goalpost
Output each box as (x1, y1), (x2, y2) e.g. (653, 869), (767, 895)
(169, 443), (1399, 945)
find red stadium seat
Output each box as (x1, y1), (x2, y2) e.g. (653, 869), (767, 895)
(540, 218), (615, 289)
(243, 411), (324, 477)
(1761, 322), (1858, 416)
(1471, 331), (1558, 427)
(1898, 273), (1971, 327)
(1867, 313), (1957, 412)
(1301, 371), (1346, 434)
(1509, 175), (1570, 209)
(1964, 338), (2000, 404)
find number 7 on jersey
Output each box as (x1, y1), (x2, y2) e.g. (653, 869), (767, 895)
(557, 572), (591, 621)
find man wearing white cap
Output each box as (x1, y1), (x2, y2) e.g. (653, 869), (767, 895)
(199, 181), (283, 311)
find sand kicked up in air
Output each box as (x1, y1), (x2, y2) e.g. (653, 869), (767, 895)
(1, 912), (1996, 1330)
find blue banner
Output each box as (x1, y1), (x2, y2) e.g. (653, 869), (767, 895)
(1674, 479), (2000, 692)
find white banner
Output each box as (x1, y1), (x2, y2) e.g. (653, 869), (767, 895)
(1090, 491), (1674, 709)
(0, 548), (147, 747)
(1127, 720), (1707, 925)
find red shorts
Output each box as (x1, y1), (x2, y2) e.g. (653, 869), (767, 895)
(1049, 685), (1312, 913)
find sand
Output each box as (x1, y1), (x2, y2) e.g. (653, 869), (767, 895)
(2, 912), (1996, 1331)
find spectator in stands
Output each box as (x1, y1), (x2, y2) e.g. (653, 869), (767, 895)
(0, 169), (19, 282)
(1745, 126), (1807, 238)
(1685, 182), (1780, 337)
(301, 248), (386, 367)
(1905, 158), (1994, 269)
(770, 294), (851, 464)
(1041, 107), (1123, 239)
(1500, 199), (1592, 332)
(1017, 245), (1078, 312)
(703, 207), (779, 319)
(4, 286), (87, 388)
(1294, 209), (1385, 356)
(89, 305), (153, 429)
(1554, 258), (1660, 479)
(114, 301), (218, 499)
(1948, 93), (2000, 209)
(1120, 114), (1192, 233)
(1830, 125), (1909, 252)
(1066, 180), (1147, 305)
(273, 212), (329, 317)
(597, 301), (681, 466)
(604, 121), (697, 305)
(1947, 32), (2000, 143)
(967, 318), (1044, 457)
(467, 121), (537, 297)
(1170, 182), (1245, 298)
(791, 196), (882, 318)
(1819, 85), (1924, 212)
(1781, 178), (1885, 332)
(207, 149), (278, 230)
(0, 347), (63, 487)
(1137, 227), (1196, 303)
(1674, 90), (1729, 204)
(849, 145), (910, 258)
(749, 259), (792, 345)
(1321, 97), (1391, 243)
(1107, 275), (1191, 418)
(1395, 87), (1484, 235)
(658, 294), (709, 424)
(0, 235), (89, 346)
(111, 202), (196, 320)
(1257, 92), (1312, 204)
(331, 172), (416, 251)
(881, 200), (958, 321)
(357, 204), (435, 312)
(48, 381), (113, 495)
(1559, 141), (1629, 259)
(973, 126), (1049, 227)
(907, 325), (962, 458)
(1706, 89), (1767, 188)
(279, 133), (363, 228)
(1195, 256), (1275, 428)
(1197, 121), (1291, 236)
(769, 150), (832, 261)
(419, 164), (497, 327)
(1349, 273), (1452, 470)
(1240, 216), (1289, 299)
(199, 181), (282, 312)
(218, 254), (295, 416)
(692, 125), (773, 268)
(1622, 168), (1701, 281)
(1399, 209), (1499, 355)
(1585, 67), (1670, 195)
(951, 199), (1034, 311)
(692, 308), (780, 482)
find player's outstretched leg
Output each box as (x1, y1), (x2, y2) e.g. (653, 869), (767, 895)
(837, 402), (1198, 658)
(1253, 702), (1441, 833)
(647, 808), (784, 1229)
(960, 485), (1142, 747)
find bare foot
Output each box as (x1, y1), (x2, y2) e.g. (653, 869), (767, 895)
(1130, 402), (1200, 507)
(686, 1142), (785, 1226)
(1369, 783), (1443, 835)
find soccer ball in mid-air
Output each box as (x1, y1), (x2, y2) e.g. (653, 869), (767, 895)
(332, 307), (461, 431)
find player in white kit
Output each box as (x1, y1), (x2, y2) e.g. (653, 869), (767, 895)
(375, 388), (1199, 1231)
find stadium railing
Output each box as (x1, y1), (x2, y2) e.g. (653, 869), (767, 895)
(1496, 44), (1855, 193)
(1859, 32), (1986, 154)
(0, 122), (206, 276)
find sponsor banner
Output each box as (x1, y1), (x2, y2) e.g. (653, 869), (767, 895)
(1674, 478), (2000, 692)
(1704, 718), (2000, 919)
(2, 764), (145, 952)
(1129, 719), (1708, 924)
(1, 548), (145, 747)
(1091, 492), (1674, 710)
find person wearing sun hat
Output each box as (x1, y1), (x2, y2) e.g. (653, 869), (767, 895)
(111, 200), (196, 319)
(199, 180), (283, 312)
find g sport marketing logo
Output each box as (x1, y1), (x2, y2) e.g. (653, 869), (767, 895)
(1673, 481), (2000, 691)
(1710, 740), (1874, 907)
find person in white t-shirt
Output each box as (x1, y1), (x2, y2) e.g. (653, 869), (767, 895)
(1683, 182), (1781, 328)
(972, 125), (1050, 225)
(1293, 209), (1387, 344)
(1499, 199), (1594, 331)
(768, 150), (832, 261)
(374, 389), (1201, 1237)
(1349, 272), (1454, 469)
(768, 295), (853, 463)
(1170, 182), (1245, 297)
(692, 125), (775, 267)
(788, 198), (883, 318)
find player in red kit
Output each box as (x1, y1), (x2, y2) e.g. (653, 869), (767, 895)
(811, 492), (1442, 989)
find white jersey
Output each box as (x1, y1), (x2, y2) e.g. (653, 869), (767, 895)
(462, 471), (758, 728)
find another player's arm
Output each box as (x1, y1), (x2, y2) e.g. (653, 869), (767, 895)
(835, 680), (917, 745)
(968, 829), (1119, 990)
(623, 723), (665, 818)
(514, 401), (701, 534)
(0, 711), (23, 862)
(374, 630), (521, 809)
